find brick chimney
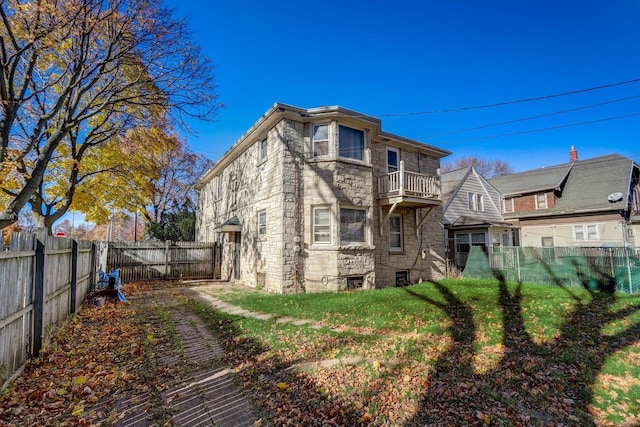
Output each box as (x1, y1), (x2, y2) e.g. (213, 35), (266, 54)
(569, 145), (578, 162)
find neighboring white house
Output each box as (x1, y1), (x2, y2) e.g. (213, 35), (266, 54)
(441, 166), (517, 269)
(195, 103), (451, 293)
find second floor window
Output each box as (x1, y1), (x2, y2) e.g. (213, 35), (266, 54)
(535, 193), (547, 209)
(504, 198), (514, 213)
(338, 125), (364, 161)
(313, 124), (329, 158)
(468, 192), (484, 211)
(258, 138), (268, 163)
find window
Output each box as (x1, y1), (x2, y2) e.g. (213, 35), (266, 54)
(258, 138), (268, 163)
(389, 214), (403, 251)
(386, 148), (399, 173)
(504, 198), (514, 213)
(340, 208), (367, 244)
(471, 233), (486, 246)
(574, 224), (598, 241)
(468, 192), (484, 212)
(395, 271), (409, 287)
(313, 207), (331, 244)
(258, 210), (266, 236)
(535, 193), (547, 209)
(214, 175), (222, 200)
(338, 125), (364, 161)
(312, 124), (329, 158)
(346, 276), (364, 290)
(541, 237), (554, 247)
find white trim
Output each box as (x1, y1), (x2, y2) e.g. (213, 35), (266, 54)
(257, 209), (267, 236)
(312, 206), (332, 245)
(312, 123), (330, 158)
(389, 213), (403, 252)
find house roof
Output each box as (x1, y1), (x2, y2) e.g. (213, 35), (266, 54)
(195, 102), (451, 189)
(440, 167), (472, 203)
(490, 154), (638, 217)
(489, 162), (573, 196)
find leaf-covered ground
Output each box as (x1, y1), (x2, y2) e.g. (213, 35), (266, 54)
(2, 279), (640, 426)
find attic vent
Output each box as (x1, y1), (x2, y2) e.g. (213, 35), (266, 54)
(607, 192), (623, 203)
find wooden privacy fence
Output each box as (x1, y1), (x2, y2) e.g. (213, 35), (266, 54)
(106, 241), (220, 282)
(0, 231), (96, 388)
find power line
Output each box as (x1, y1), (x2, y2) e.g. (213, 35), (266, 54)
(420, 94), (640, 139)
(431, 111), (640, 145)
(378, 77), (640, 116)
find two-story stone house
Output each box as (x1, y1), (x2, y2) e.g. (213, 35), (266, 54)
(195, 103), (450, 293)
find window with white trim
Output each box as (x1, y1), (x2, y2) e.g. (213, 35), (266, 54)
(504, 198), (514, 213)
(258, 210), (267, 236)
(258, 138), (268, 163)
(468, 192), (484, 212)
(574, 224), (598, 241)
(389, 214), (403, 251)
(535, 193), (547, 209)
(312, 124), (329, 158)
(338, 125), (365, 161)
(313, 207), (331, 244)
(541, 237), (554, 247)
(340, 208), (367, 244)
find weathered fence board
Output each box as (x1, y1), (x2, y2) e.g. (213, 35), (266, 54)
(0, 232), (97, 388)
(106, 241), (219, 281)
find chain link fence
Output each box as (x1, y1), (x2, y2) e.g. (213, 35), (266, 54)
(462, 246), (640, 294)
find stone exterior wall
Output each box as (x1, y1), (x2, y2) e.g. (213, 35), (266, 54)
(196, 124), (286, 291)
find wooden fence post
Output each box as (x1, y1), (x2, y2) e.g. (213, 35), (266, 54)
(164, 240), (171, 279)
(32, 229), (46, 356)
(70, 239), (78, 314)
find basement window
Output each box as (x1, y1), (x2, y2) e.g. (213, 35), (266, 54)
(346, 276), (364, 290)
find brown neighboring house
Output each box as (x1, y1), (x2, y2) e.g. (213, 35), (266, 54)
(488, 148), (640, 248)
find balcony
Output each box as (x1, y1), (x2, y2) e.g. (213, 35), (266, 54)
(377, 160), (441, 207)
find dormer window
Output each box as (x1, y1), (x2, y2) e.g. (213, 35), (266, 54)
(504, 198), (514, 213)
(535, 193), (547, 209)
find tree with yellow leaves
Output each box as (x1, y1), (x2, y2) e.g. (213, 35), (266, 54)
(0, 0), (219, 231)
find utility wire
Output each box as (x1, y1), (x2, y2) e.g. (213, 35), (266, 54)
(420, 94), (640, 139)
(379, 77), (640, 116)
(432, 111), (640, 145)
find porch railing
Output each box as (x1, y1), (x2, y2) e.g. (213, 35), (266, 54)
(377, 160), (441, 200)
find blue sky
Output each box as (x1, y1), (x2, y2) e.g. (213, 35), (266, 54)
(166, 0), (640, 172)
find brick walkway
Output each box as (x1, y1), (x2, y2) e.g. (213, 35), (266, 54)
(98, 290), (258, 427)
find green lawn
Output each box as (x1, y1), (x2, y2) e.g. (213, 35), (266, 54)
(196, 278), (640, 426)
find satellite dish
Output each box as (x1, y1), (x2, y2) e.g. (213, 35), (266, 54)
(607, 192), (623, 203)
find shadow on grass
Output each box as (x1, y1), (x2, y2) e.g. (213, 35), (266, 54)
(184, 298), (365, 425)
(403, 264), (640, 426)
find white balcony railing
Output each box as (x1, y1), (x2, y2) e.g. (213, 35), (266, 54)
(377, 160), (441, 200)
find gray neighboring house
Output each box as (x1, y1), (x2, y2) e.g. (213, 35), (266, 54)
(441, 166), (517, 269)
(489, 151), (640, 248)
(195, 103), (451, 293)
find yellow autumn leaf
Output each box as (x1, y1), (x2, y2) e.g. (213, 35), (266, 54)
(73, 375), (87, 385)
(276, 382), (288, 390)
(72, 405), (84, 417)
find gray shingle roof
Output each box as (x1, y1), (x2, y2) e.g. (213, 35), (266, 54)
(489, 154), (637, 217)
(489, 163), (572, 196)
